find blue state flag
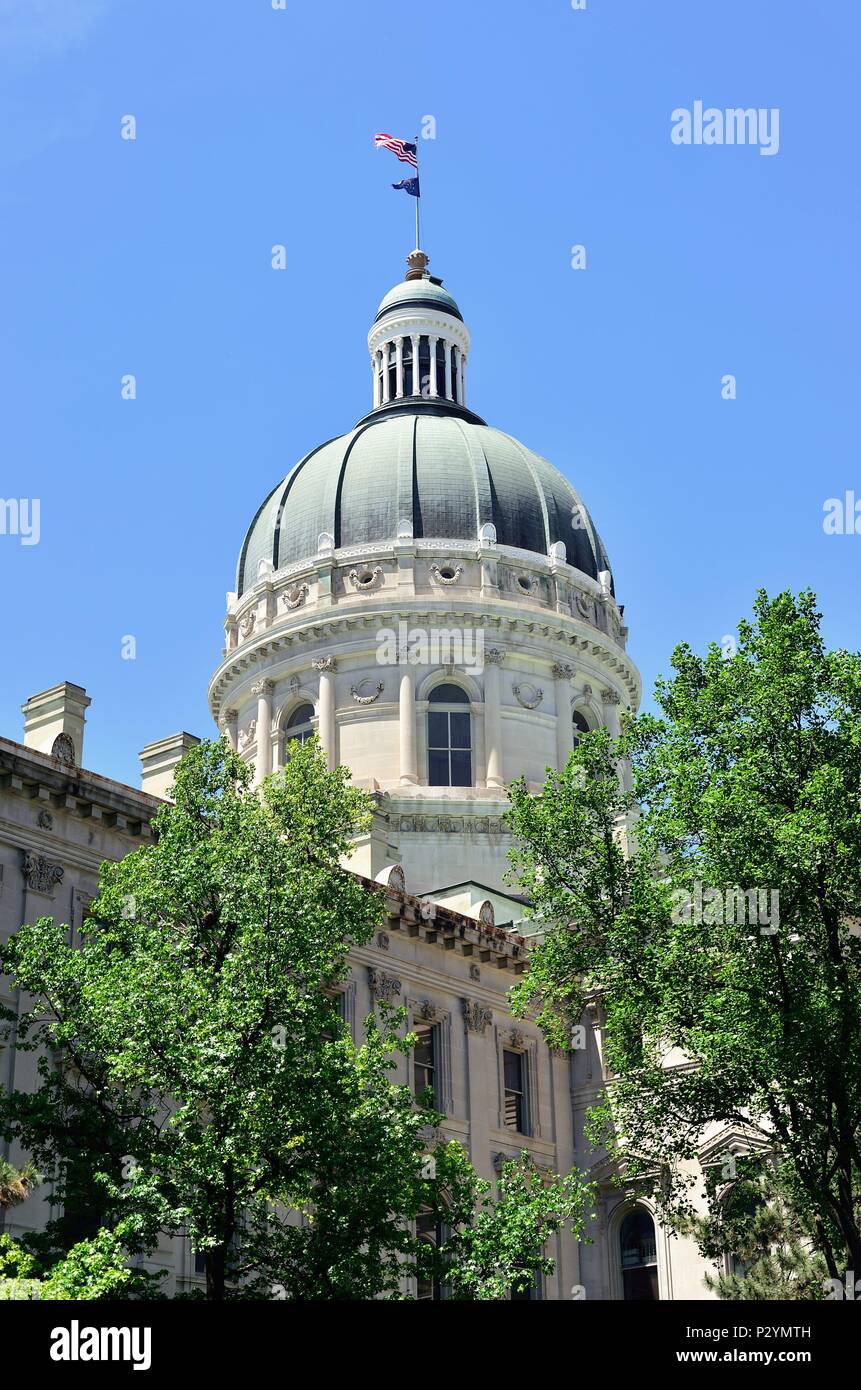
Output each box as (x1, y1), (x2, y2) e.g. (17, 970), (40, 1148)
(392, 176), (420, 197)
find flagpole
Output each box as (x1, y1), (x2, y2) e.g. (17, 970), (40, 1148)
(414, 131), (421, 249)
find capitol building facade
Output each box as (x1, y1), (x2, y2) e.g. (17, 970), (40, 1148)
(0, 250), (716, 1300)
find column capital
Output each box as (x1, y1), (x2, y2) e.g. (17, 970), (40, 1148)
(601, 688), (621, 705)
(485, 647), (506, 666)
(312, 656), (337, 674)
(250, 678), (274, 697)
(552, 662), (574, 680)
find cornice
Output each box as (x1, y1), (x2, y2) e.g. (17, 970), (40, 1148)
(209, 601), (640, 719)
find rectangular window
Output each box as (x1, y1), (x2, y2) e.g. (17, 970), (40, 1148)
(503, 1048), (527, 1133)
(321, 990), (348, 1042)
(413, 1022), (437, 1105)
(427, 710), (473, 787)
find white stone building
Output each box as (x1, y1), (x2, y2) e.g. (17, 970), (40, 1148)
(0, 250), (716, 1299)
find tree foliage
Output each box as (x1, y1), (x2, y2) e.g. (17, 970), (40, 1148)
(506, 591), (861, 1289)
(0, 737), (589, 1299)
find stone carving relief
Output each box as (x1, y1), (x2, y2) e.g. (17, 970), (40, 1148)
(513, 682), (543, 710)
(430, 562), (464, 586)
(463, 999), (493, 1035)
(394, 814), (510, 836)
(51, 733), (76, 766)
(22, 851), (64, 895)
(350, 679), (384, 705)
(368, 967), (402, 1004)
(282, 583), (309, 611)
(348, 565), (384, 592)
(38, 809), (54, 831)
(238, 719), (257, 752)
(239, 610), (256, 639)
(574, 591), (596, 625)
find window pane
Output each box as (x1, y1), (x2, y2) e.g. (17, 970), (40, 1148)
(572, 711), (590, 745)
(287, 703), (314, 729)
(504, 1049), (523, 1092)
(449, 712), (471, 748)
(428, 749), (450, 786)
(427, 712), (449, 748)
(414, 1023), (436, 1103)
(429, 683), (469, 704)
(449, 751), (472, 787)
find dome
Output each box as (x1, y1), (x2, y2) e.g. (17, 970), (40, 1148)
(374, 277), (463, 324)
(236, 410), (613, 596)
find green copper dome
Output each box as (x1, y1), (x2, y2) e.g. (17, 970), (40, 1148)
(236, 409), (612, 596)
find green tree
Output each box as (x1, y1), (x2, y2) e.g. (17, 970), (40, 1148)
(1, 737), (589, 1299)
(680, 1157), (828, 1301)
(506, 591), (861, 1286)
(0, 1158), (40, 1212)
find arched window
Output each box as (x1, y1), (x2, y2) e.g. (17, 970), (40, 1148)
(619, 1208), (659, 1301)
(427, 684), (472, 787)
(284, 702), (315, 747)
(572, 710), (590, 747)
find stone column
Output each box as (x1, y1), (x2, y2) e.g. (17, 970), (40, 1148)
(372, 351), (381, 408)
(444, 341), (453, 400)
(553, 663), (574, 771)
(410, 334), (421, 396)
(382, 343), (391, 403)
(601, 687), (621, 739)
(484, 648), (505, 788)
(601, 686), (628, 788)
(399, 666), (418, 785)
(251, 680), (273, 786)
(220, 707), (238, 752)
(453, 346), (462, 404)
(395, 337), (404, 399)
(428, 336), (438, 397)
(313, 657), (337, 771)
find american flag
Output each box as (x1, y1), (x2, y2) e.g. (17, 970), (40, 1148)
(373, 132), (418, 167)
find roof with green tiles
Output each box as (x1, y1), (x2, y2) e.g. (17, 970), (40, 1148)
(236, 410), (613, 596)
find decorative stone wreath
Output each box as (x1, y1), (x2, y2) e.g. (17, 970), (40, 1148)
(348, 565), (384, 592)
(513, 682), (544, 710)
(350, 678), (385, 705)
(282, 582), (309, 610)
(430, 562), (464, 585)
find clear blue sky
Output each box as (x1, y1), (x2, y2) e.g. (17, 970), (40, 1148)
(1, 0), (857, 786)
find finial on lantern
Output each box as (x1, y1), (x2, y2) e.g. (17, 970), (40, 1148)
(405, 248), (430, 281)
